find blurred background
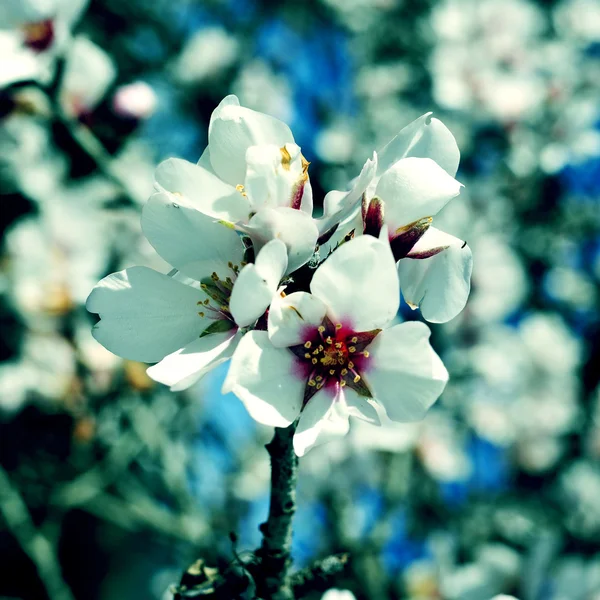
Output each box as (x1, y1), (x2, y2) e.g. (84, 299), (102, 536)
(1, 0), (599, 598)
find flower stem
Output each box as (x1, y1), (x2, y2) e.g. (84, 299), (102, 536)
(256, 423), (299, 599)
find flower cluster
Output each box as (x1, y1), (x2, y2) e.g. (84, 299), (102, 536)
(87, 96), (472, 455)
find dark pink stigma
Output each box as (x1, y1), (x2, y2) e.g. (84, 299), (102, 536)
(23, 20), (55, 53)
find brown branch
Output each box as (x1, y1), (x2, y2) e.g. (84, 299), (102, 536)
(254, 423), (299, 600)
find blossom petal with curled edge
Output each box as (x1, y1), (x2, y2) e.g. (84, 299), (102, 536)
(377, 112), (460, 178)
(317, 152), (378, 237)
(147, 329), (240, 391)
(365, 322), (448, 421)
(310, 235), (399, 331)
(141, 190), (245, 280)
(294, 388), (350, 457)
(223, 330), (303, 427)
(229, 239), (288, 328)
(208, 94), (295, 187)
(238, 207), (319, 274)
(86, 266), (205, 363)
(154, 157), (250, 223)
(375, 157), (462, 229)
(399, 229), (473, 323)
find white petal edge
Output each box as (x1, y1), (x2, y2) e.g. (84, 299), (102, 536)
(141, 191), (245, 280)
(268, 291), (328, 348)
(375, 157), (462, 229)
(377, 112), (460, 178)
(154, 157), (250, 223)
(365, 321), (448, 422)
(310, 235), (399, 331)
(318, 152), (377, 235)
(229, 239), (287, 328)
(399, 231), (473, 323)
(222, 330), (303, 427)
(147, 329), (239, 391)
(240, 207), (318, 274)
(86, 266), (205, 363)
(294, 388), (350, 457)
(208, 96), (295, 186)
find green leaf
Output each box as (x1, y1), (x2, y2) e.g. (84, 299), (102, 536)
(199, 319), (236, 338)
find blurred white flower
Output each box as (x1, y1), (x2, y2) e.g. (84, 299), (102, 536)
(173, 27), (239, 84)
(321, 590), (356, 600)
(112, 81), (157, 121)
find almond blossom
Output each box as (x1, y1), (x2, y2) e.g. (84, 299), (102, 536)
(87, 189), (288, 391)
(223, 235), (448, 456)
(154, 95), (318, 273)
(324, 113), (473, 323)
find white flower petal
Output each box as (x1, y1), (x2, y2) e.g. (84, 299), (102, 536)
(318, 152), (377, 235)
(343, 387), (380, 425)
(86, 267), (205, 363)
(229, 239), (287, 327)
(154, 157), (250, 222)
(365, 322), (448, 422)
(147, 329), (239, 391)
(399, 231), (473, 323)
(244, 142), (310, 212)
(240, 207), (318, 274)
(375, 157), (462, 229)
(223, 330), (303, 427)
(141, 191), (245, 279)
(294, 389), (350, 457)
(208, 95), (294, 186)
(268, 291), (328, 348)
(310, 235), (399, 331)
(377, 112), (460, 178)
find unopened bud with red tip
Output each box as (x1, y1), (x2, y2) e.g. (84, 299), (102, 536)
(389, 216), (433, 261)
(363, 197), (385, 238)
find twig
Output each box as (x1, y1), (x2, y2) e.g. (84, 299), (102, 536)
(254, 424), (299, 600)
(0, 465), (76, 600)
(290, 553), (350, 597)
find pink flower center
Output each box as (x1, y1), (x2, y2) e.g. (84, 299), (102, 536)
(290, 317), (380, 405)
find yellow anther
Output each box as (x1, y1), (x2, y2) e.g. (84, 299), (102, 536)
(329, 369), (335, 375)
(308, 379), (316, 387)
(313, 348), (320, 355)
(316, 381), (324, 389)
(315, 375), (323, 382)
(353, 374), (361, 383)
(280, 145), (292, 170)
(312, 358), (318, 365)
(363, 351), (370, 358)
(351, 336), (358, 343)
(325, 336), (333, 344)
(304, 341), (312, 349)
(318, 325), (325, 333)
(304, 353), (311, 359)
(348, 361), (355, 369)
(204, 299), (210, 305)
(335, 323), (343, 330)
(348, 346), (356, 353)
(334, 342), (342, 349)
(341, 368), (348, 376)
(236, 184), (245, 192)
(318, 345), (324, 352)
(198, 312), (205, 317)
(340, 380), (346, 387)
